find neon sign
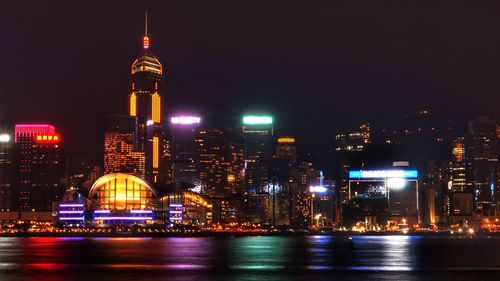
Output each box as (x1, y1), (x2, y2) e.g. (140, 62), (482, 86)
(170, 116), (201, 125)
(243, 115), (273, 125)
(349, 170), (418, 179)
(309, 185), (327, 193)
(35, 135), (60, 142)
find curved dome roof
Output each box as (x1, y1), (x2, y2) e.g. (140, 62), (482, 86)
(131, 50), (163, 75)
(89, 173), (157, 198)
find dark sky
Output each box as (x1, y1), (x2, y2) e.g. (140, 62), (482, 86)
(1, 1), (499, 164)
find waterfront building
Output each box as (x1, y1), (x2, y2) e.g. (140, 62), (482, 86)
(290, 162), (318, 229)
(468, 116), (498, 211)
(88, 173), (156, 225)
(268, 137), (297, 225)
(14, 124), (63, 212)
(57, 187), (87, 225)
(195, 126), (244, 224)
(309, 171), (335, 228)
(0, 132), (15, 211)
(63, 173), (213, 227)
(242, 115), (273, 223)
(345, 168), (419, 229)
(159, 188), (212, 227)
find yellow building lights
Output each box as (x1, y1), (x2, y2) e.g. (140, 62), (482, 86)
(152, 92), (161, 123)
(152, 136), (159, 169)
(130, 92), (137, 117)
(277, 137), (295, 144)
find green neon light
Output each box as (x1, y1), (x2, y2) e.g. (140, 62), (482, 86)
(243, 115), (273, 125)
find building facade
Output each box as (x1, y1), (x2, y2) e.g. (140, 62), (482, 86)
(128, 16), (167, 185)
(15, 124), (63, 211)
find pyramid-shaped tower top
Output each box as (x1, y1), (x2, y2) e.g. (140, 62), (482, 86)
(131, 11), (163, 75)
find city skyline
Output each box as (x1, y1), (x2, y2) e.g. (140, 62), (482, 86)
(1, 2), (499, 165)
(1, 3), (500, 280)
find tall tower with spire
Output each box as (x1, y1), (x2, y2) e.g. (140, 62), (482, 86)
(128, 12), (166, 184)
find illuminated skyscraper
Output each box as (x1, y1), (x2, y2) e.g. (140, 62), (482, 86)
(468, 116), (498, 207)
(128, 13), (166, 184)
(275, 137), (297, 165)
(104, 115), (145, 178)
(196, 126), (245, 224)
(14, 124), (63, 211)
(0, 132), (15, 211)
(170, 116), (201, 185)
(196, 127), (244, 196)
(269, 137), (297, 225)
(242, 115), (273, 223)
(450, 137), (474, 192)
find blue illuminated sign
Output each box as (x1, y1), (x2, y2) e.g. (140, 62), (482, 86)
(349, 169), (418, 179)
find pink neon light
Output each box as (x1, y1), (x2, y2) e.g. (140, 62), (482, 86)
(14, 124), (56, 143)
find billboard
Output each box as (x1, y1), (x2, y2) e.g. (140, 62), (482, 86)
(349, 169), (418, 179)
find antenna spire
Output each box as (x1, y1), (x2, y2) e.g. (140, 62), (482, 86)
(145, 11), (148, 37)
(143, 11), (150, 49)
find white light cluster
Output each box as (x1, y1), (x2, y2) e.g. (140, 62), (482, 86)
(387, 178), (406, 189)
(309, 185), (327, 193)
(0, 134), (11, 143)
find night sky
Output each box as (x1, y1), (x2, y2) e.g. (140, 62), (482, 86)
(1, 1), (499, 165)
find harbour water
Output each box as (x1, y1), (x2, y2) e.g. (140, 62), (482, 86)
(0, 235), (499, 280)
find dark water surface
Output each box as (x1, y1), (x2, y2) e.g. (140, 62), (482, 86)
(0, 235), (499, 281)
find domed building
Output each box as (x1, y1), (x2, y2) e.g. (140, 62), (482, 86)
(56, 173), (213, 226)
(88, 173), (157, 224)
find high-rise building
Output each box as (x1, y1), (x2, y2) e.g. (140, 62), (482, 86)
(268, 137), (298, 225)
(195, 126), (244, 224)
(290, 162), (318, 229)
(446, 191), (474, 225)
(0, 132), (16, 211)
(196, 127), (244, 196)
(104, 115), (145, 178)
(421, 161), (448, 224)
(451, 137), (468, 191)
(128, 13), (166, 184)
(468, 116), (498, 207)
(170, 116), (201, 186)
(310, 171), (335, 228)
(15, 124), (63, 211)
(242, 115), (273, 223)
(275, 137), (297, 165)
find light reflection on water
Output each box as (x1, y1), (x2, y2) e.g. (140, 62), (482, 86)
(0, 236), (499, 281)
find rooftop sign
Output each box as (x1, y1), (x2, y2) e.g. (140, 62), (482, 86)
(243, 115), (273, 125)
(349, 169), (418, 179)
